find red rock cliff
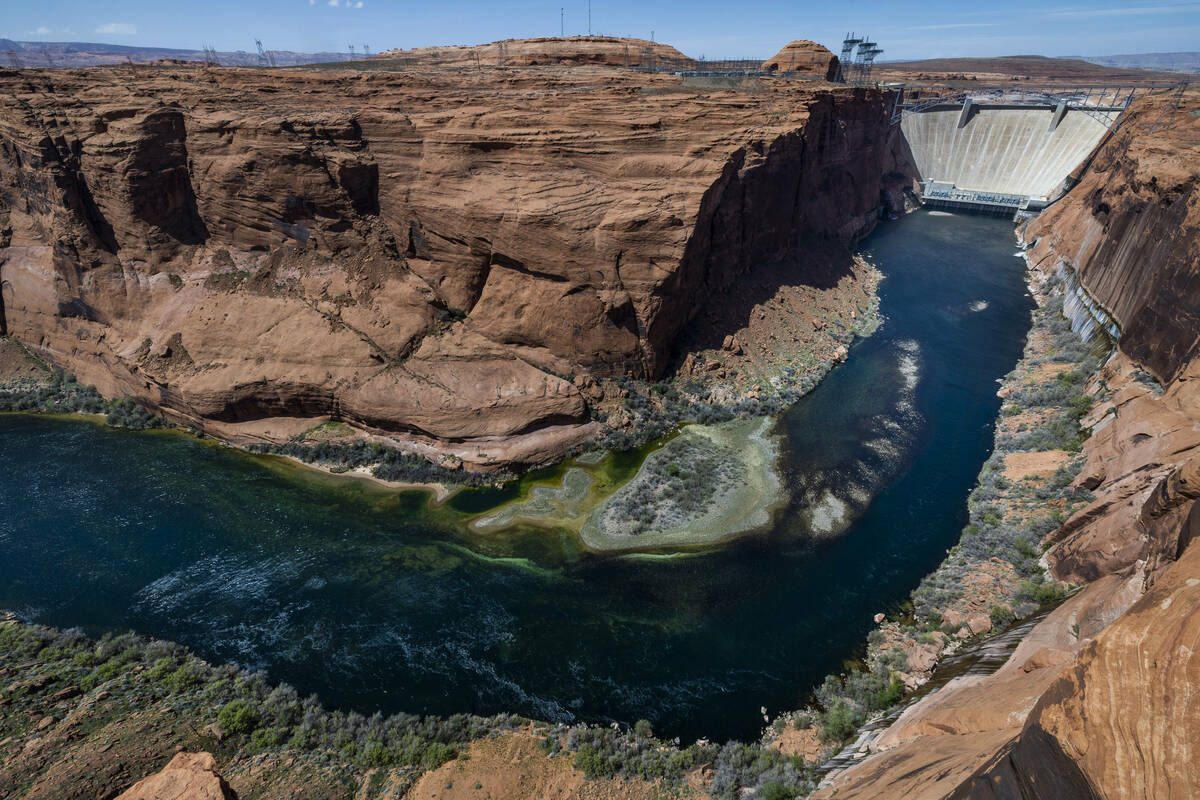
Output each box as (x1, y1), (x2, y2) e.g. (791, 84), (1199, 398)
(0, 61), (908, 464)
(815, 86), (1200, 800)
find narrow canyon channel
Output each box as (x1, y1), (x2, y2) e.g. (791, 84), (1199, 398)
(0, 209), (1034, 743)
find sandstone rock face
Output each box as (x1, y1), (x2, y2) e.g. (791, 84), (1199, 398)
(0, 60), (907, 465)
(1026, 89), (1200, 385)
(116, 752), (237, 800)
(816, 88), (1200, 800)
(375, 36), (693, 68)
(761, 41), (839, 81)
(1002, 543), (1200, 799)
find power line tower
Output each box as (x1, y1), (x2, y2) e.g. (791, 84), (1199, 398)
(857, 40), (883, 84)
(837, 33), (862, 83)
(202, 45), (221, 67)
(255, 39), (269, 67)
(362, 43), (370, 57)
(348, 44), (357, 60)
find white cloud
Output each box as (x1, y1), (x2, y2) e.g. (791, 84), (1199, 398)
(309, 0), (316, 4)
(328, 0), (338, 6)
(354, 1), (363, 6)
(29, 26), (52, 35)
(1041, 2), (1200, 16)
(95, 22), (137, 35)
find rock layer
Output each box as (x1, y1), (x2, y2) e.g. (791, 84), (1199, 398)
(0, 58), (908, 466)
(760, 41), (839, 81)
(116, 752), (238, 800)
(815, 87), (1200, 800)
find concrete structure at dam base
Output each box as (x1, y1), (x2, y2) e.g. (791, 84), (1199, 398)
(898, 88), (1132, 215)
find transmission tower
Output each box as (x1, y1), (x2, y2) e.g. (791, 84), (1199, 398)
(255, 39), (273, 67)
(857, 40), (883, 83)
(837, 33), (862, 83)
(362, 43), (370, 57)
(202, 45), (221, 67)
(348, 44), (357, 60)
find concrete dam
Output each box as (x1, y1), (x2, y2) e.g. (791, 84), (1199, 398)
(898, 88), (1128, 213)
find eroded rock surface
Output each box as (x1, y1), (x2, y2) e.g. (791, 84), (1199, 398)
(761, 41), (839, 81)
(0, 55), (909, 466)
(116, 752), (237, 800)
(815, 87), (1200, 800)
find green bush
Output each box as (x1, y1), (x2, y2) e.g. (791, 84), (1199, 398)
(759, 782), (798, 800)
(575, 742), (616, 778)
(634, 719), (654, 739)
(871, 675), (904, 710)
(165, 665), (201, 693)
(820, 699), (857, 742)
(217, 699), (258, 735)
(990, 604), (1016, 629)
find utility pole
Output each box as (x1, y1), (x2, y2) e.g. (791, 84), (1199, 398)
(650, 30), (654, 43)
(561, 7), (564, 37)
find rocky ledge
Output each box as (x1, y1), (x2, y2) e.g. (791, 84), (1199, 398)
(0, 50), (913, 470)
(812, 85), (1200, 800)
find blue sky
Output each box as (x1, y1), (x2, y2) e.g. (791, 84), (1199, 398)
(7, 0), (1200, 60)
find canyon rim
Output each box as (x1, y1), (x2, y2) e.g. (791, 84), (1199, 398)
(1, 25), (1199, 800)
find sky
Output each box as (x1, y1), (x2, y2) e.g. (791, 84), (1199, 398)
(5, 0), (1200, 60)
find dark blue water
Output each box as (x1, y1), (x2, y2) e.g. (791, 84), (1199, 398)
(0, 210), (1032, 743)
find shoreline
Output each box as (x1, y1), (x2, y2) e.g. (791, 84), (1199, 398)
(768, 223), (1108, 784)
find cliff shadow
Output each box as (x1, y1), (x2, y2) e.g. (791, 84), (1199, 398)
(668, 237), (858, 373)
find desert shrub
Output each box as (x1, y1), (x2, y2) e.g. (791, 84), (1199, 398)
(990, 604), (1016, 629)
(820, 698), (858, 742)
(217, 700), (258, 735)
(166, 664), (202, 693)
(574, 742), (615, 778)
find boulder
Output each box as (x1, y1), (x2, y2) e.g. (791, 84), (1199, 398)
(116, 752), (237, 800)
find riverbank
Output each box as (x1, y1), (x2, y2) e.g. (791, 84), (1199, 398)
(0, 613), (809, 799)
(471, 416), (785, 553)
(0, 210), (1039, 797)
(763, 225), (1106, 778)
(0, 248), (879, 555)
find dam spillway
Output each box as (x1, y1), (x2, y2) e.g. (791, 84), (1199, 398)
(900, 92), (1124, 212)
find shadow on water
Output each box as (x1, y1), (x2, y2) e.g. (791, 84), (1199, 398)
(0, 210), (1034, 743)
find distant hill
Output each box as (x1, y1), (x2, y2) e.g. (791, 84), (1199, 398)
(1078, 52), (1200, 74)
(0, 39), (358, 68)
(875, 54), (1186, 84)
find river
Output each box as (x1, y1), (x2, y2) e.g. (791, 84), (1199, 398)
(0, 209), (1033, 743)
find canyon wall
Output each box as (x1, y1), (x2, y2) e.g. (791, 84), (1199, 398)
(0, 59), (909, 465)
(816, 87), (1199, 799)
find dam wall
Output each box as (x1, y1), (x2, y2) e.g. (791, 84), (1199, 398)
(901, 104), (1118, 209)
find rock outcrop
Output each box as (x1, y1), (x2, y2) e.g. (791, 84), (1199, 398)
(375, 36), (693, 68)
(815, 87), (1200, 800)
(0, 56), (909, 466)
(761, 41), (839, 81)
(116, 752), (237, 800)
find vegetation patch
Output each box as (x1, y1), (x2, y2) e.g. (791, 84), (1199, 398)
(0, 359), (166, 431)
(760, 266), (1109, 774)
(601, 434), (743, 536)
(249, 438), (512, 487)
